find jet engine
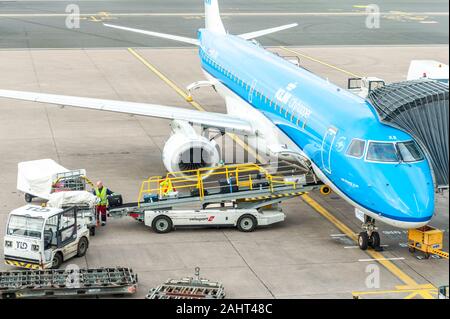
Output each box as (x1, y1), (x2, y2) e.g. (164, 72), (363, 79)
(162, 120), (220, 174)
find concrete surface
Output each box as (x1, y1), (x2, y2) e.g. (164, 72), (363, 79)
(0, 0), (448, 48)
(0, 44), (448, 299)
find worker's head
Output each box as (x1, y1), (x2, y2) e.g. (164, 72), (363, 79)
(96, 181), (103, 189)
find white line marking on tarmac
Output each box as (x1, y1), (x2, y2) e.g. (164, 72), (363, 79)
(344, 245), (389, 249)
(358, 257), (405, 262)
(420, 21), (439, 24)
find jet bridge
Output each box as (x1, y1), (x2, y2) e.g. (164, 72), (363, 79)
(368, 79), (449, 189)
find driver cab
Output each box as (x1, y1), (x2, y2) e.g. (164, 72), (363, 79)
(43, 207), (78, 261)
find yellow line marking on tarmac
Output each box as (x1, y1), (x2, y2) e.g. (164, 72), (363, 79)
(127, 48), (264, 163)
(353, 284), (437, 299)
(279, 46), (362, 78)
(128, 46), (436, 298)
(301, 194), (436, 297)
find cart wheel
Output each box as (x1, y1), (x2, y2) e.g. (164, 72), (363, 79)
(408, 246), (416, 253)
(369, 232), (381, 248)
(51, 252), (63, 269)
(24, 193), (33, 203)
(77, 237), (89, 257)
(152, 215), (173, 234)
(237, 215), (257, 232)
(358, 232), (369, 250)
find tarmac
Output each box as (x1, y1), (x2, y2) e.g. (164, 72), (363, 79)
(0, 45), (448, 299)
(0, 0), (448, 48)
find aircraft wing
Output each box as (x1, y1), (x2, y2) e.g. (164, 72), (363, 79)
(0, 90), (254, 134)
(239, 23), (298, 40)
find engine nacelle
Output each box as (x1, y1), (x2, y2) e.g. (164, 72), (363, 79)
(162, 120), (220, 174)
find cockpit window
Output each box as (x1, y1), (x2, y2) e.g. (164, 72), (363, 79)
(396, 141), (424, 162)
(366, 142), (399, 162)
(346, 139), (366, 158)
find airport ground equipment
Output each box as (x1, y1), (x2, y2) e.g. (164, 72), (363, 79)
(109, 163), (321, 232)
(4, 205), (90, 270)
(17, 159), (95, 203)
(47, 191), (98, 236)
(146, 267), (224, 299)
(0, 267), (137, 299)
(408, 226), (449, 259)
(368, 79), (449, 188)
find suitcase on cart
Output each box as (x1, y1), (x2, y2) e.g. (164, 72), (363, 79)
(107, 193), (123, 207)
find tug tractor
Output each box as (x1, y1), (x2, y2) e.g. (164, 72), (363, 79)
(4, 205), (90, 269)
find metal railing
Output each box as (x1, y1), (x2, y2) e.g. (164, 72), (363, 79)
(137, 163), (298, 205)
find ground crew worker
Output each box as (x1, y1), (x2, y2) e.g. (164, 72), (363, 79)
(93, 180), (113, 226)
(159, 178), (174, 198)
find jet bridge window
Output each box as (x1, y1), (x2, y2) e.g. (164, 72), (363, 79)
(396, 141), (424, 162)
(346, 139), (366, 158)
(366, 142), (399, 163)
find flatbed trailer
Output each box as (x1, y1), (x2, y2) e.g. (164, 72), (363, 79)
(0, 267), (138, 299)
(146, 267), (225, 299)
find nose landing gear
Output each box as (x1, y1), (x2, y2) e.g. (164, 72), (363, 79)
(358, 216), (382, 251)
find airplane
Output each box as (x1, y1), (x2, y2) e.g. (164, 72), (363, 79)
(0, 0), (435, 250)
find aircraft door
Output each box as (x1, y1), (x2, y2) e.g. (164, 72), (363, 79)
(321, 127), (338, 174)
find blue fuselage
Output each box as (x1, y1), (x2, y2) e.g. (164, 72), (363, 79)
(198, 29), (435, 226)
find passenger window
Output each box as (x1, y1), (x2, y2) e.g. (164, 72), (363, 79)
(346, 139), (366, 158)
(396, 141), (424, 162)
(366, 142), (399, 162)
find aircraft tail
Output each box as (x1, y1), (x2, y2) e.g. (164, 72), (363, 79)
(205, 0), (226, 34)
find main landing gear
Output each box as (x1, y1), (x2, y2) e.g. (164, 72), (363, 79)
(358, 216), (382, 251)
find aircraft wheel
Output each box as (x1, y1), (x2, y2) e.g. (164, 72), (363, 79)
(358, 232), (369, 250)
(152, 215), (173, 234)
(369, 232), (381, 248)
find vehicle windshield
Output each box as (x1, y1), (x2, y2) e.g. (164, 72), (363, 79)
(7, 215), (44, 239)
(366, 142), (399, 162)
(396, 140), (424, 162)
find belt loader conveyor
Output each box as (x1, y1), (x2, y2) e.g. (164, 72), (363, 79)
(108, 164), (324, 233)
(0, 267), (138, 299)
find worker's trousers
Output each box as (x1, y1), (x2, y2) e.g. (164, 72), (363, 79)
(96, 205), (107, 224)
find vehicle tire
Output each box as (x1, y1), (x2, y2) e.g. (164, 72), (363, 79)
(77, 237), (89, 257)
(369, 232), (381, 248)
(24, 193), (33, 203)
(152, 215), (173, 234)
(237, 215), (257, 232)
(89, 227), (96, 237)
(358, 232), (369, 250)
(52, 252), (63, 269)
(408, 246), (416, 253)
